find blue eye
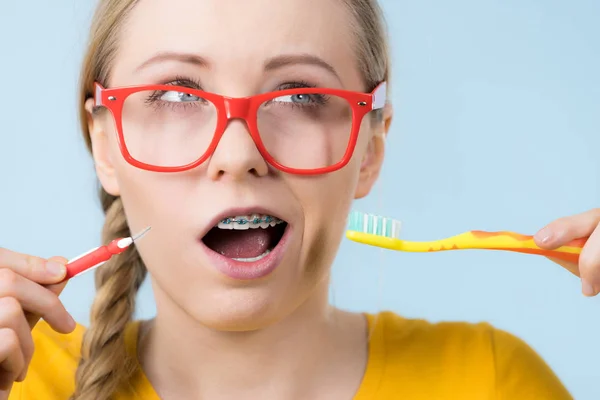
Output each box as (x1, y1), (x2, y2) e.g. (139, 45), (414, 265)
(274, 94), (312, 104)
(290, 94), (311, 104)
(160, 91), (201, 102)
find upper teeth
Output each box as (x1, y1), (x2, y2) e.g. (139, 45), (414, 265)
(217, 214), (284, 230)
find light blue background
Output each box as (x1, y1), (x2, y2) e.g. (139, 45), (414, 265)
(1, 0), (598, 398)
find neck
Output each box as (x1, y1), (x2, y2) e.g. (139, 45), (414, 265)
(140, 280), (368, 400)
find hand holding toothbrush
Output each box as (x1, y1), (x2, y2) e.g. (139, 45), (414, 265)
(347, 208), (600, 298)
(534, 208), (600, 297)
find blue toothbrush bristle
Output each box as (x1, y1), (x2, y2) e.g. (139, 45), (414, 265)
(347, 211), (401, 238)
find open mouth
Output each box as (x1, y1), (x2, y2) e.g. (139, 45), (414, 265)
(202, 214), (288, 262)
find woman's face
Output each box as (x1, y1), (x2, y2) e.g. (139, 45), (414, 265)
(87, 0), (389, 330)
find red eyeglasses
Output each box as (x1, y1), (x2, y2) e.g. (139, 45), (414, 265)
(94, 81), (387, 175)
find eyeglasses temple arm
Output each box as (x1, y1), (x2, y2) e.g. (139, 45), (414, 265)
(94, 82), (105, 107)
(372, 81), (387, 111)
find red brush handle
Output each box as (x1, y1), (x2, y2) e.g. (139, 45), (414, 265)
(63, 238), (128, 281)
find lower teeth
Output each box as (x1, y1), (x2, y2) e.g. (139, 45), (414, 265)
(232, 249), (271, 262)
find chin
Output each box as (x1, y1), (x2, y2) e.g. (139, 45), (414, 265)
(176, 253), (314, 332)
(182, 286), (294, 332)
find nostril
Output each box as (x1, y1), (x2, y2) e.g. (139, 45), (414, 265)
(214, 167), (259, 178)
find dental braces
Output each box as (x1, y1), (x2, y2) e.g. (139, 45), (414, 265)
(220, 216), (279, 225)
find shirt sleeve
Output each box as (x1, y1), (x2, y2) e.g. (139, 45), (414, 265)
(6, 321), (84, 400)
(491, 328), (573, 399)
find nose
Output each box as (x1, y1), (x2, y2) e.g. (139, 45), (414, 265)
(206, 117), (269, 181)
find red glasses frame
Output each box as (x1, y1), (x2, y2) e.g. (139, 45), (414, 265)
(94, 81), (387, 175)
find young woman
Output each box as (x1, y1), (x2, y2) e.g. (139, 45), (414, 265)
(1, 0), (598, 399)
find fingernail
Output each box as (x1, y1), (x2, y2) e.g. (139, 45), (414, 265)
(581, 279), (596, 297)
(46, 260), (66, 277)
(535, 228), (553, 244)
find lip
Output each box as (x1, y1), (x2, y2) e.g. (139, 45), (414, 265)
(199, 222), (292, 280)
(199, 206), (290, 239)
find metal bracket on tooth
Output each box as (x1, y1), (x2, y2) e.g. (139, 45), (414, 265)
(221, 216), (277, 225)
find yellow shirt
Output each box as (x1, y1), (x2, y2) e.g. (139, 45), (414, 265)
(9, 312), (572, 399)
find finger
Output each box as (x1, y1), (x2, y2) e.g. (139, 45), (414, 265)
(0, 269), (75, 333)
(0, 386), (13, 400)
(0, 249), (67, 285)
(576, 224), (600, 296)
(0, 298), (34, 382)
(547, 257), (580, 277)
(534, 208), (600, 249)
(0, 328), (25, 391)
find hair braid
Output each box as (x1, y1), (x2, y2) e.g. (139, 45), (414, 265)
(70, 190), (147, 400)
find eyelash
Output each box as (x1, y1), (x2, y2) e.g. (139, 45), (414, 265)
(162, 76), (318, 92)
(144, 76), (203, 109)
(277, 80), (316, 90)
(165, 75), (203, 89)
(148, 76), (327, 108)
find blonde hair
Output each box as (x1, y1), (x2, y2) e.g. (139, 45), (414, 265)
(73, 0), (390, 398)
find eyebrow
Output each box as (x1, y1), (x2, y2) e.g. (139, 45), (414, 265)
(264, 53), (340, 80)
(135, 52), (340, 80)
(135, 52), (209, 71)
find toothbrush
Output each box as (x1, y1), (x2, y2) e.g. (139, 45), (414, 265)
(345, 211), (585, 263)
(61, 226), (151, 282)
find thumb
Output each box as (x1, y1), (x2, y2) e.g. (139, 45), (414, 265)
(43, 256), (69, 296)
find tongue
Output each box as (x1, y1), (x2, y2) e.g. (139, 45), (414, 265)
(203, 228), (273, 259)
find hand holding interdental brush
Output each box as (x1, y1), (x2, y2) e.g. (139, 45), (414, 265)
(0, 226), (150, 393)
(0, 251), (72, 393)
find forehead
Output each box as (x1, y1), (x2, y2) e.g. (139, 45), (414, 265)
(112, 0), (363, 90)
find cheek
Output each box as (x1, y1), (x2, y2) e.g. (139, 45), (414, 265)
(296, 162), (361, 274)
(103, 120), (183, 224)
(117, 168), (196, 237)
(105, 129), (196, 258)
(295, 121), (374, 276)
(116, 167), (201, 292)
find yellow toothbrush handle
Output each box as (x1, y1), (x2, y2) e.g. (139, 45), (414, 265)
(345, 231), (433, 251)
(345, 230), (585, 263)
(345, 231), (474, 252)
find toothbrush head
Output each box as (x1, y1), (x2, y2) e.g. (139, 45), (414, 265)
(347, 211), (402, 239)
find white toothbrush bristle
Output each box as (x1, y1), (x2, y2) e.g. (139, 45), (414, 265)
(348, 211), (402, 239)
(393, 219), (401, 239)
